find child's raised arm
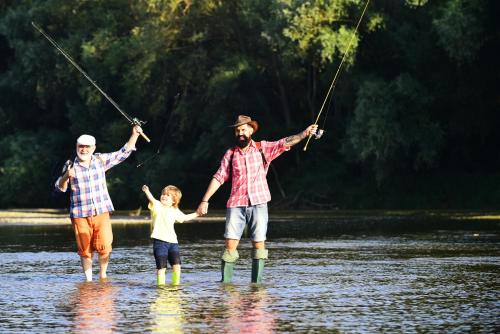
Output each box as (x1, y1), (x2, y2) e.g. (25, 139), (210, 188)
(142, 185), (156, 203)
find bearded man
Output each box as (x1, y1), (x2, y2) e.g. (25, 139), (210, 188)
(197, 115), (317, 283)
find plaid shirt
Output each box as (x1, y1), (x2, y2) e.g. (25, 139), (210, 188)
(213, 139), (290, 208)
(55, 145), (134, 218)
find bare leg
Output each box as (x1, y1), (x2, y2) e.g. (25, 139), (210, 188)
(225, 238), (240, 251)
(81, 256), (93, 282)
(252, 241), (265, 250)
(98, 253), (110, 280)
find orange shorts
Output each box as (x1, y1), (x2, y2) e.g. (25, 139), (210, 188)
(71, 212), (113, 258)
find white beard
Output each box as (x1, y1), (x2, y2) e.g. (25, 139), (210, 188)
(77, 152), (92, 163)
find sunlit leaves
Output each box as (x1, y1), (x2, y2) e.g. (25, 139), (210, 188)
(366, 12), (384, 32)
(405, 0), (429, 7)
(281, 0), (364, 67)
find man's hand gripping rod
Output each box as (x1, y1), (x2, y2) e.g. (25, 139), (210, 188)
(131, 117), (150, 142)
(32, 21), (150, 142)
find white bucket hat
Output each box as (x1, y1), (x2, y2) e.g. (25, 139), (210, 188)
(76, 134), (96, 146)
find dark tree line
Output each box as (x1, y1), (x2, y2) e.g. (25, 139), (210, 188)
(1, 0), (498, 210)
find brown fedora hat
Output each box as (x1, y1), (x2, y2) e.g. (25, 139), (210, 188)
(230, 115), (259, 133)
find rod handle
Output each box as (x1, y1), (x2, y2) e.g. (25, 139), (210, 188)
(303, 134), (313, 151)
(140, 132), (151, 143)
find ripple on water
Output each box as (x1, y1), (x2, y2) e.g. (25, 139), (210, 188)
(0, 230), (498, 333)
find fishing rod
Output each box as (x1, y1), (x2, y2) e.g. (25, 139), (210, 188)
(31, 21), (151, 142)
(303, 0), (370, 151)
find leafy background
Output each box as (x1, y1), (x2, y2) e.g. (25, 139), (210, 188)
(0, 0), (498, 210)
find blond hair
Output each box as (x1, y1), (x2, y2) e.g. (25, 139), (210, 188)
(161, 185), (182, 208)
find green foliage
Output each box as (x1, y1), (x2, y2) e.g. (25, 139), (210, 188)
(432, 0), (486, 65)
(0, 130), (69, 207)
(405, 0), (429, 7)
(281, 0), (363, 67)
(0, 0), (498, 210)
(343, 74), (442, 181)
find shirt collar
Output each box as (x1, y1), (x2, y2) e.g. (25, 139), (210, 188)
(74, 155), (95, 168)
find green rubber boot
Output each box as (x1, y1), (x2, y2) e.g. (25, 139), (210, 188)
(172, 271), (180, 285)
(221, 249), (239, 283)
(251, 248), (268, 283)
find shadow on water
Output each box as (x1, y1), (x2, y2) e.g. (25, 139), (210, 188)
(0, 220), (499, 333)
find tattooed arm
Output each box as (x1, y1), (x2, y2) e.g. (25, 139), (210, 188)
(284, 124), (318, 147)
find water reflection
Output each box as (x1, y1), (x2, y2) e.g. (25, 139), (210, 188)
(71, 282), (117, 334)
(221, 285), (277, 334)
(150, 286), (186, 333)
(0, 227), (498, 333)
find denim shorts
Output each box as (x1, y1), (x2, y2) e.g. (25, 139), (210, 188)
(224, 203), (268, 241)
(152, 239), (181, 269)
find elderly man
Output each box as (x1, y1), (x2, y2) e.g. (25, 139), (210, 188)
(55, 125), (143, 281)
(197, 115), (317, 283)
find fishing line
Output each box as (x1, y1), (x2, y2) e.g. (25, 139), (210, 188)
(303, 0), (370, 151)
(136, 93), (180, 168)
(136, 114), (172, 168)
(319, 74), (336, 131)
(31, 21), (151, 142)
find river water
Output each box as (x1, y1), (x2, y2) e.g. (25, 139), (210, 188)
(0, 223), (498, 333)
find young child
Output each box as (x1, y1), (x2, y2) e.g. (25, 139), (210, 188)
(142, 184), (199, 285)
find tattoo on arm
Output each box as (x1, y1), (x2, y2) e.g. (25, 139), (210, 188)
(285, 132), (306, 147)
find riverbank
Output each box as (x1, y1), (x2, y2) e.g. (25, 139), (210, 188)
(1, 209), (499, 230)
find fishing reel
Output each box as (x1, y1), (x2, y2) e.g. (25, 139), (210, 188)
(132, 117), (147, 127)
(61, 159), (74, 175)
(314, 129), (324, 140)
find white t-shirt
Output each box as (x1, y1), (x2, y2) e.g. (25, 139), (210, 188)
(148, 200), (187, 243)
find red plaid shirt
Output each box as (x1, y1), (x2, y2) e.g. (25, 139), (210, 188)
(213, 139), (290, 208)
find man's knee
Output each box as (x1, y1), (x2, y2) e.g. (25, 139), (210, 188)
(225, 238), (239, 251)
(98, 251), (111, 260)
(78, 248), (93, 258)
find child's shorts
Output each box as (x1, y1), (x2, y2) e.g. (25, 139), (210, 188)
(152, 239), (181, 269)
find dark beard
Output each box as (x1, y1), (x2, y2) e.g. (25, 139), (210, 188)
(236, 135), (251, 148)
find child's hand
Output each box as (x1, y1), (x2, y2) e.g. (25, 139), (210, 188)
(142, 185), (149, 192)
